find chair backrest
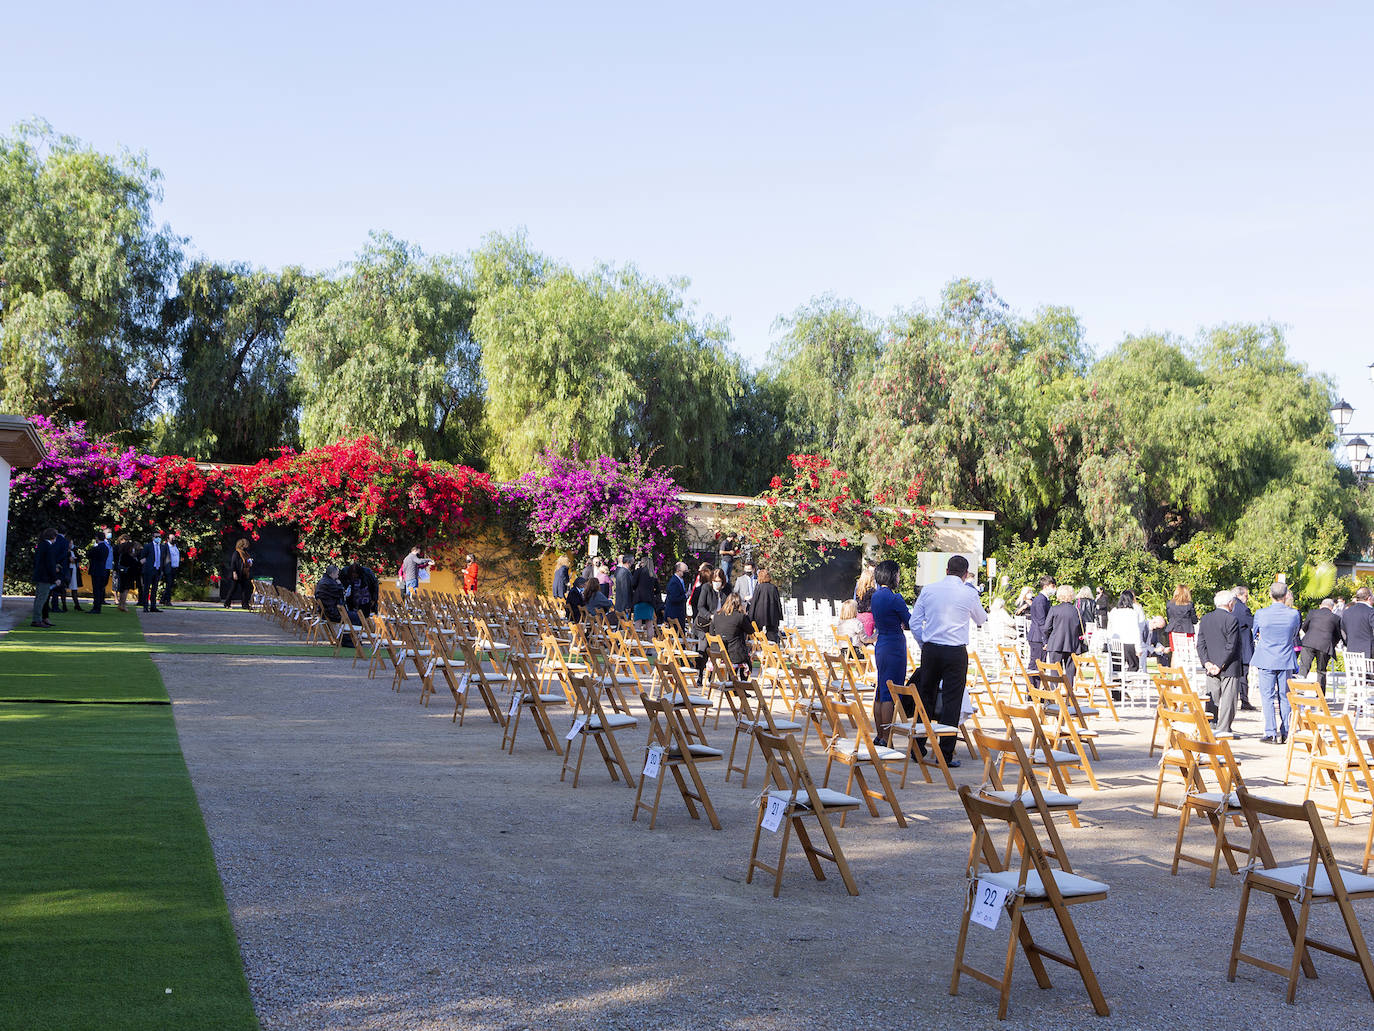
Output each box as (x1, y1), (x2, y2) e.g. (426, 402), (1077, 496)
(755, 728), (828, 809)
(1235, 787), (1359, 896)
(957, 785), (1075, 901)
(1176, 733), (1246, 797)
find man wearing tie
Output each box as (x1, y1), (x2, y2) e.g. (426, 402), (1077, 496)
(1231, 585), (1256, 710)
(664, 562), (689, 628)
(140, 530), (165, 613)
(88, 531), (114, 614)
(1252, 583), (1301, 744)
(161, 533), (181, 609)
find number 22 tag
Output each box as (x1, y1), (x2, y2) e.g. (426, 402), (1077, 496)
(970, 879), (1009, 929)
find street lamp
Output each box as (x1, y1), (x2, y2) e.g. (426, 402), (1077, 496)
(1332, 399), (1355, 429)
(1349, 437), (1370, 466)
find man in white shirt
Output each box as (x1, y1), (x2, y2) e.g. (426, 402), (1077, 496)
(908, 555), (988, 767)
(161, 533), (182, 608)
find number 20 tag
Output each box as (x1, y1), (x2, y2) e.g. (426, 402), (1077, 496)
(970, 879), (1009, 929)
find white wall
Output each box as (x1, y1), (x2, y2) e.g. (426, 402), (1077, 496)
(0, 454), (11, 600)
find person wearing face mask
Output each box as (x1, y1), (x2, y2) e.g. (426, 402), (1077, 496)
(691, 567), (727, 686)
(140, 530), (166, 612)
(87, 529), (114, 613)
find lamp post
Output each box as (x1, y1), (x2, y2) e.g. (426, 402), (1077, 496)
(1332, 398), (1373, 484)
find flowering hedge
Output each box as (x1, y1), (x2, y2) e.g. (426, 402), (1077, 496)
(726, 453), (934, 588)
(502, 446), (685, 563)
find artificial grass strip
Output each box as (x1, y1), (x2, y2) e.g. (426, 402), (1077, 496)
(0, 703), (259, 1031)
(0, 610), (168, 703)
(148, 643), (348, 657)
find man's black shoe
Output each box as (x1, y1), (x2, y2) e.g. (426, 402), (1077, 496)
(1260, 735), (1276, 744)
(1240, 703), (1257, 711)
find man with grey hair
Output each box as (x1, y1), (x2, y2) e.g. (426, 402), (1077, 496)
(1231, 585), (1256, 710)
(1197, 589), (1241, 736)
(1252, 582), (1301, 743)
(664, 561), (690, 627)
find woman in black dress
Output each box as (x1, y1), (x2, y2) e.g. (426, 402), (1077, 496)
(116, 538), (141, 612)
(225, 539), (254, 610)
(1164, 584), (1197, 653)
(711, 592), (754, 679)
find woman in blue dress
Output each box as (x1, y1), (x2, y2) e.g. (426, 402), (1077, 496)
(869, 559), (910, 745)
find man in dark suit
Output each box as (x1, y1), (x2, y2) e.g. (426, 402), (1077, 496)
(31, 527), (59, 627)
(1299, 598), (1344, 693)
(1231, 585), (1256, 710)
(1197, 590), (1242, 736)
(1026, 575), (1055, 687)
(87, 532), (113, 614)
(1342, 587), (1374, 659)
(139, 530), (166, 613)
(664, 562), (689, 627)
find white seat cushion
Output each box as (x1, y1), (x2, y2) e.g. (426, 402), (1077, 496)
(1192, 790), (1241, 808)
(1255, 864), (1374, 897)
(766, 787), (860, 810)
(668, 693), (712, 707)
(668, 743), (724, 759)
(980, 868), (1109, 899)
(585, 713), (638, 730)
(834, 740), (905, 762)
(986, 788), (1081, 808)
(522, 692), (565, 704)
(1030, 748), (1080, 765)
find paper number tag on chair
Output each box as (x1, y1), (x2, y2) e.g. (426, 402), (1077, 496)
(970, 879), (1008, 930)
(456, 674), (468, 695)
(507, 691), (522, 718)
(761, 796), (786, 833)
(566, 718), (585, 741)
(643, 745), (665, 779)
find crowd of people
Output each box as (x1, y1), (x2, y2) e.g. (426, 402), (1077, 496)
(28, 525), (187, 627)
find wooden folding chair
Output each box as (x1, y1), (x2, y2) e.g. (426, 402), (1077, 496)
(887, 679), (960, 790)
(746, 730), (861, 897)
(1151, 690), (1216, 817)
(1028, 674), (1100, 790)
(1305, 710), (1374, 827)
(1171, 734), (1255, 888)
(1284, 678), (1331, 787)
(631, 693), (723, 830)
(560, 674), (638, 789)
(652, 660), (712, 746)
(1148, 667), (1197, 757)
(501, 653), (564, 755)
(997, 644), (1032, 702)
(1072, 654), (1120, 722)
(1229, 787), (1374, 1002)
(818, 692), (907, 828)
(951, 786), (1110, 1020)
(972, 726), (1082, 872)
(996, 699), (1083, 797)
(455, 638), (508, 726)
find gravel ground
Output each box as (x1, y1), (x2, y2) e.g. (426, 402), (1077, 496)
(151, 607), (1374, 1030)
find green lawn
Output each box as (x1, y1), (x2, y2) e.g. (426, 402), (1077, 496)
(0, 617), (259, 1030)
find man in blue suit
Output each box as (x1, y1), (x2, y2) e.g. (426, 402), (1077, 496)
(664, 562), (689, 627)
(1252, 582), (1301, 744)
(1027, 575), (1054, 687)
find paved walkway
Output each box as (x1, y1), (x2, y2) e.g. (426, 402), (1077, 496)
(151, 607), (1374, 1030)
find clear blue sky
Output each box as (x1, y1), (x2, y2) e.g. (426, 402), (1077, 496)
(6, 2), (1373, 418)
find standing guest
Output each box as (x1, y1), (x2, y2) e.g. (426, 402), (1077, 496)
(747, 567), (783, 644)
(582, 554), (596, 582)
(1252, 583), (1301, 744)
(552, 555), (571, 599)
(854, 565), (878, 641)
(463, 553), (480, 593)
(665, 562), (690, 628)
(712, 592), (754, 678)
(117, 538), (141, 612)
(631, 557), (660, 637)
(87, 530), (114, 614)
(691, 567), (727, 685)
(733, 561), (757, 606)
(612, 555), (634, 615)
(565, 576), (587, 622)
(49, 526), (73, 613)
(30, 527), (59, 627)
(1298, 598), (1344, 693)
(1232, 585), (1257, 710)
(986, 597), (1016, 642)
(226, 539), (254, 610)
(870, 559), (911, 748)
(718, 533), (738, 581)
(595, 557), (613, 593)
(1013, 585), (1035, 616)
(1094, 586), (1113, 629)
(1165, 584), (1198, 652)
(160, 534), (181, 608)
(1342, 586), (1374, 669)
(1027, 576), (1055, 686)
(1106, 590), (1145, 671)
(1197, 590), (1242, 736)
(399, 545), (429, 600)
(1147, 615), (1172, 667)
(1075, 586), (1097, 635)
(139, 530), (165, 613)
(909, 555), (988, 767)
(1043, 584), (1085, 686)
(342, 559), (379, 617)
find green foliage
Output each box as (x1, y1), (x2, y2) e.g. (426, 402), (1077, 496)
(157, 262), (302, 462)
(472, 232), (742, 488)
(285, 232), (483, 465)
(0, 120), (182, 436)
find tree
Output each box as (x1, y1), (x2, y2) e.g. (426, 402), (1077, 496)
(156, 261), (302, 462)
(0, 120), (182, 436)
(766, 295), (881, 457)
(285, 232), (483, 465)
(472, 233), (741, 486)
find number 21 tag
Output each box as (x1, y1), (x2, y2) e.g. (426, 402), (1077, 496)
(761, 796), (786, 833)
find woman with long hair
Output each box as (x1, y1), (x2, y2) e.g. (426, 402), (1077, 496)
(226, 538), (253, 610)
(1165, 583), (1198, 653)
(711, 591), (754, 679)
